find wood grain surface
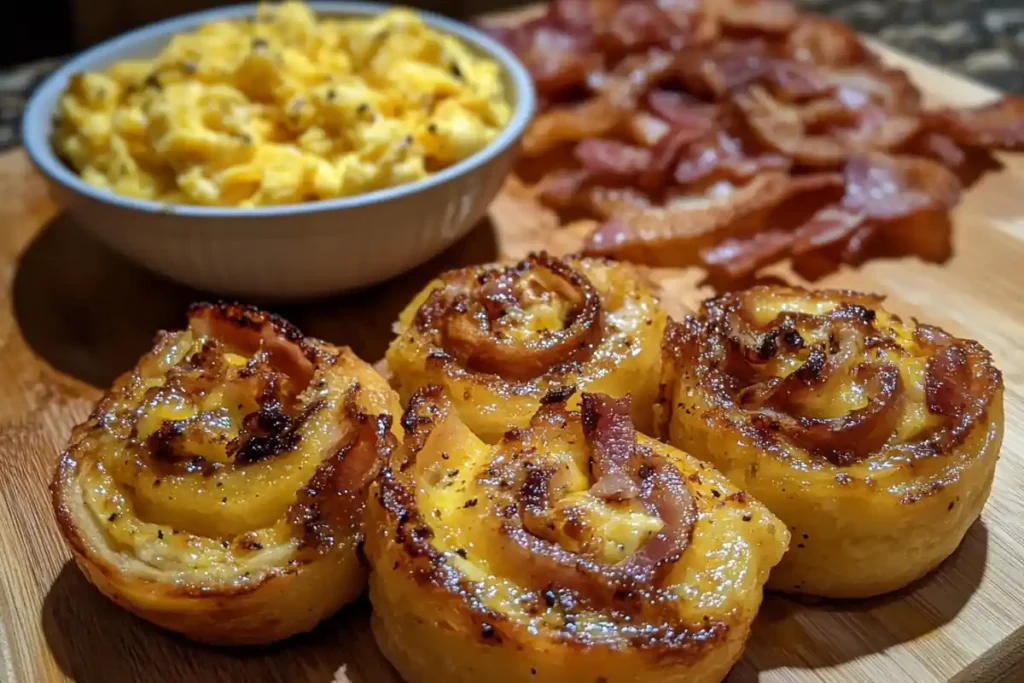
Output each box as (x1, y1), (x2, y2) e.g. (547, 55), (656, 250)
(2, 39), (1024, 683)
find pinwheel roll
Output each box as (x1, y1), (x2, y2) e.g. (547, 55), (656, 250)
(365, 387), (789, 683)
(657, 286), (1003, 598)
(51, 303), (401, 645)
(385, 252), (667, 442)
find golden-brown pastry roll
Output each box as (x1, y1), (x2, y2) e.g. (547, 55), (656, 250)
(657, 286), (1003, 598)
(51, 303), (401, 645)
(365, 387), (789, 683)
(385, 252), (667, 441)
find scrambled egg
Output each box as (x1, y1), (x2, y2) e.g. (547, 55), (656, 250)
(52, 3), (512, 206)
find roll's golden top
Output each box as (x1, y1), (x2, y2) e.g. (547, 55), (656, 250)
(660, 286), (1002, 469)
(54, 302), (399, 588)
(372, 386), (788, 654)
(386, 252), (667, 440)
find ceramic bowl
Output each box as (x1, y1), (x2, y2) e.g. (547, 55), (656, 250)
(23, 2), (535, 299)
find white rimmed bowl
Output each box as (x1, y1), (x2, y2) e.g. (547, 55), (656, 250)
(23, 2), (535, 299)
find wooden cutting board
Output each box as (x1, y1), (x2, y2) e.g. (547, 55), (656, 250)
(2, 30), (1024, 683)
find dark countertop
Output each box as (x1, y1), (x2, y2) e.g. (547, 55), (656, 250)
(2, 0), (1021, 152)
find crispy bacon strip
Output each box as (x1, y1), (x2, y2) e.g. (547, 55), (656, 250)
(626, 111), (672, 146)
(791, 153), (960, 257)
(785, 15), (875, 67)
(524, 97), (626, 157)
(188, 303), (314, 389)
(923, 96), (1024, 151)
(597, 0), (706, 52)
(708, 0), (799, 35)
(575, 138), (654, 180)
(585, 172), (842, 266)
(581, 393), (640, 500)
(673, 129), (791, 186)
(503, 393), (697, 601)
(734, 86), (848, 166)
(498, 0), (1014, 287)
(439, 254), (604, 381)
(676, 49), (827, 100)
(549, 0), (619, 33)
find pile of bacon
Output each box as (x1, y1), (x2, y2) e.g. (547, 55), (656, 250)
(486, 0), (1024, 284)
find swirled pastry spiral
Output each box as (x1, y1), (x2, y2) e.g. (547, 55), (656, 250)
(51, 303), (401, 645)
(656, 286), (1003, 598)
(385, 252), (667, 442)
(365, 386), (789, 683)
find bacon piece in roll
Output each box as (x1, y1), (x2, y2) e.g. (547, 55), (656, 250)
(656, 286), (1003, 598)
(385, 252), (667, 441)
(51, 303), (402, 645)
(366, 387), (789, 683)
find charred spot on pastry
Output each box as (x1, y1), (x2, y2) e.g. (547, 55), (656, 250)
(541, 385), (578, 405)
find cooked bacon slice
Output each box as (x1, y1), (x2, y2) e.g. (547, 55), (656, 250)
(548, 0), (619, 33)
(524, 96), (625, 157)
(899, 129), (1003, 186)
(923, 96), (1024, 151)
(587, 185), (652, 219)
(575, 138), (654, 179)
(674, 129), (791, 186)
(785, 15), (875, 67)
(708, 0), (799, 35)
(701, 229), (796, 279)
(640, 123), (713, 191)
(593, 49), (678, 103)
(597, 0), (707, 52)
(581, 393), (641, 501)
(490, 21), (600, 100)
(791, 153), (960, 262)
(585, 171), (842, 266)
(441, 254), (604, 381)
(842, 153), (960, 217)
(187, 303), (313, 389)
(776, 363), (903, 465)
(535, 168), (595, 211)
(498, 0), (1012, 288)
(504, 393), (697, 600)
(735, 85), (920, 167)
(676, 49), (827, 100)
(734, 86), (848, 166)
(646, 90), (717, 129)
(825, 67), (922, 113)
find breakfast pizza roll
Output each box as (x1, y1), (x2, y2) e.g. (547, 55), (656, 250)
(385, 252), (667, 442)
(51, 303), (401, 645)
(366, 387), (789, 683)
(656, 286), (1004, 598)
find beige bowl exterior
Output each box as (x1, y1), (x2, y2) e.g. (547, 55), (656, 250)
(43, 157), (514, 299)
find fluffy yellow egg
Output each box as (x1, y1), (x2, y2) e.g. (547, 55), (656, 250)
(52, 2), (511, 207)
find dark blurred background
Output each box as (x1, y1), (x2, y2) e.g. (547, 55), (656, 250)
(2, 0), (524, 66)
